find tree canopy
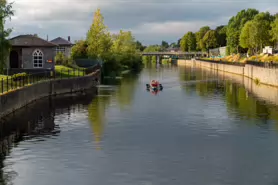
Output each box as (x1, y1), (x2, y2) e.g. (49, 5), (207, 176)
(176, 8), (278, 56)
(71, 8), (143, 76)
(0, 0), (14, 73)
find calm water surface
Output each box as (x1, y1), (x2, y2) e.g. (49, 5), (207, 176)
(2, 64), (278, 185)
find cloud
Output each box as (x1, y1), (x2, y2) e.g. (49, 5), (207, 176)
(4, 0), (278, 45)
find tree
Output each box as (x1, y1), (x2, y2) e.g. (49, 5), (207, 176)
(71, 40), (88, 59)
(271, 17), (278, 45)
(180, 34), (188, 52)
(180, 32), (196, 52)
(251, 12), (274, 52)
(216, 25), (227, 46)
(196, 26), (210, 51)
(135, 41), (145, 51)
(226, 8), (259, 54)
(169, 42), (178, 48)
(55, 52), (66, 65)
(161, 40), (169, 49)
(239, 21), (254, 54)
(240, 12), (274, 54)
(86, 8), (112, 60)
(0, 0), (14, 73)
(112, 30), (136, 54)
(186, 32), (196, 52)
(202, 30), (218, 52)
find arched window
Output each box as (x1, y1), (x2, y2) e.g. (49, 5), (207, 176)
(33, 49), (43, 68)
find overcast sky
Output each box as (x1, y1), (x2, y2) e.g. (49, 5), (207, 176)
(5, 0), (278, 45)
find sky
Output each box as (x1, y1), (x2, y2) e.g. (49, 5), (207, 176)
(4, 0), (278, 45)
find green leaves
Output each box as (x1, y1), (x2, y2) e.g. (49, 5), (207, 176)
(202, 30), (218, 51)
(0, 0), (14, 73)
(239, 12), (274, 54)
(180, 32), (196, 52)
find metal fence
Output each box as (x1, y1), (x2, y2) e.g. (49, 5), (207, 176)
(0, 65), (101, 95)
(196, 58), (245, 66)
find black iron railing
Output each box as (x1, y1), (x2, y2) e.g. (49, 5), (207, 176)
(0, 64), (101, 95)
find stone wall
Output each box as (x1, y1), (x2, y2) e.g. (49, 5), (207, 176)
(178, 59), (278, 87)
(0, 70), (101, 118)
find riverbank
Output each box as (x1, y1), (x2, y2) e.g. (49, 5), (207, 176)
(178, 59), (278, 87)
(0, 69), (101, 119)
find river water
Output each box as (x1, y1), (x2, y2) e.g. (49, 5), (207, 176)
(2, 64), (278, 185)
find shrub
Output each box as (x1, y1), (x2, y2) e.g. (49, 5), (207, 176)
(12, 72), (27, 81)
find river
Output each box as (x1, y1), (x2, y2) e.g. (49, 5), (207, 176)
(1, 63), (278, 185)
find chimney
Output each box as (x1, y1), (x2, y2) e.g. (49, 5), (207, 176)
(47, 35), (48, 41)
(68, 36), (70, 42)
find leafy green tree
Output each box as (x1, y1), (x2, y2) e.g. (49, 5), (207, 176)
(161, 40), (169, 49)
(170, 42), (178, 48)
(180, 34), (188, 52)
(180, 32), (196, 52)
(55, 52), (66, 65)
(202, 30), (218, 52)
(240, 12), (274, 54)
(226, 8), (259, 54)
(271, 17), (278, 44)
(239, 21), (254, 54)
(195, 26), (210, 51)
(0, 0), (14, 73)
(216, 25), (227, 46)
(86, 8), (112, 60)
(71, 40), (88, 59)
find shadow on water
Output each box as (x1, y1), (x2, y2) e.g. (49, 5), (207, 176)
(0, 88), (98, 184)
(178, 66), (278, 128)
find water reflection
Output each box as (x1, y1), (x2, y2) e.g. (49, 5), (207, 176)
(0, 90), (97, 184)
(179, 66), (278, 127)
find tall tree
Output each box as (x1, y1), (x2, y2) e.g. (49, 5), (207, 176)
(226, 8), (259, 54)
(161, 40), (169, 49)
(71, 40), (88, 59)
(239, 21), (254, 54)
(187, 32), (196, 52)
(271, 16), (278, 46)
(195, 26), (210, 51)
(86, 8), (112, 60)
(202, 30), (218, 52)
(0, 0), (14, 73)
(180, 32), (196, 52)
(216, 25), (227, 46)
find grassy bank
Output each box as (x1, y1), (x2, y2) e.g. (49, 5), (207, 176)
(55, 65), (85, 77)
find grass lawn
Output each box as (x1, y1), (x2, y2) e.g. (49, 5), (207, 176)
(55, 65), (85, 78)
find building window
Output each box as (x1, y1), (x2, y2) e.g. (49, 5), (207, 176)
(56, 46), (66, 54)
(33, 49), (43, 68)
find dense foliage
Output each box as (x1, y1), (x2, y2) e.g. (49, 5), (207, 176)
(179, 8), (278, 55)
(71, 8), (143, 76)
(0, 0), (14, 73)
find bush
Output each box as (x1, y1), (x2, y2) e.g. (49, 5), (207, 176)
(12, 72), (27, 81)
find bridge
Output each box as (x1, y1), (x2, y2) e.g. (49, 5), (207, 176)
(140, 51), (208, 64)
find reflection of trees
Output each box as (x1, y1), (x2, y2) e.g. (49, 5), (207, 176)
(88, 96), (112, 150)
(116, 73), (140, 109)
(178, 66), (278, 128)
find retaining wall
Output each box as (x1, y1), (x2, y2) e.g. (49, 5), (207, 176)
(178, 59), (278, 87)
(0, 70), (101, 118)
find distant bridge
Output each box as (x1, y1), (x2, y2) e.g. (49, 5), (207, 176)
(140, 51), (208, 64)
